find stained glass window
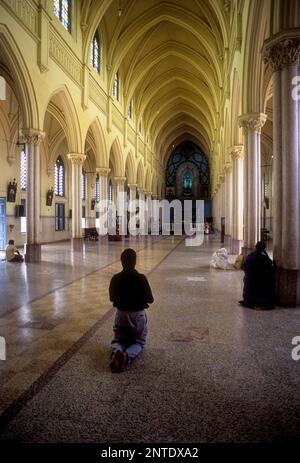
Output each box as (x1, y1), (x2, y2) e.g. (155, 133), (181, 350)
(165, 141), (210, 198)
(54, 0), (71, 33)
(82, 170), (86, 200)
(90, 32), (101, 73)
(20, 149), (27, 190)
(113, 72), (119, 100)
(54, 156), (65, 196)
(182, 170), (193, 196)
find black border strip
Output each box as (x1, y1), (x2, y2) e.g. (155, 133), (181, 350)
(0, 237), (184, 431)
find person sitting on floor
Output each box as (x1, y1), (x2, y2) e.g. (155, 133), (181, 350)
(239, 241), (275, 310)
(5, 239), (24, 262)
(109, 248), (154, 373)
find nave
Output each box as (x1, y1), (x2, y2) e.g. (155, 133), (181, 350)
(1, 237), (299, 442)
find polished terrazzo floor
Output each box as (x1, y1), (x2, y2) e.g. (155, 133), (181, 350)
(1, 235), (300, 442)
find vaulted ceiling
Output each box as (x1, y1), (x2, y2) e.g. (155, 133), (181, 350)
(82, 0), (230, 161)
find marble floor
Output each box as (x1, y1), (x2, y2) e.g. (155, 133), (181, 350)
(0, 235), (300, 442)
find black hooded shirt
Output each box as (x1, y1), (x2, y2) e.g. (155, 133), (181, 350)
(109, 268), (154, 311)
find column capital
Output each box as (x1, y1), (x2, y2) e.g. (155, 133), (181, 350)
(68, 153), (86, 165)
(114, 176), (126, 186)
(21, 128), (45, 145)
(229, 145), (244, 160)
(96, 167), (110, 177)
(128, 183), (138, 189)
(262, 29), (300, 71)
(239, 113), (267, 133)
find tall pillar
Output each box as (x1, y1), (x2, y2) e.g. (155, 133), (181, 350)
(145, 191), (152, 234)
(239, 113), (267, 254)
(114, 176), (126, 235)
(128, 184), (137, 236)
(86, 172), (95, 228)
(22, 128), (45, 262)
(97, 167), (110, 236)
(230, 145), (244, 254)
(68, 153), (86, 250)
(220, 175), (225, 222)
(224, 164), (233, 238)
(138, 188), (146, 234)
(263, 31), (300, 306)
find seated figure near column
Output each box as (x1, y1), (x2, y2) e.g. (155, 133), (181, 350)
(239, 241), (275, 310)
(5, 239), (24, 262)
(109, 248), (154, 373)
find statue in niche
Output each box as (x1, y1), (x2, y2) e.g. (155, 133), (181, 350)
(182, 170), (193, 196)
(46, 187), (54, 206)
(7, 179), (17, 202)
(91, 198), (96, 210)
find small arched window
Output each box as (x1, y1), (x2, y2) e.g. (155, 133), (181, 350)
(20, 149), (27, 191)
(113, 71), (120, 101)
(90, 31), (101, 73)
(82, 170), (86, 200)
(54, 156), (65, 196)
(54, 0), (71, 32)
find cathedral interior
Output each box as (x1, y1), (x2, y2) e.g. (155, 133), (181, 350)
(1, 0), (300, 445)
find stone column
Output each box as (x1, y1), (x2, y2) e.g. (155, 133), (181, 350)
(263, 31), (300, 306)
(224, 163), (233, 238)
(138, 188), (146, 235)
(22, 129), (45, 262)
(220, 175), (225, 224)
(68, 153), (86, 250)
(97, 168), (110, 236)
(230, 145), (244, 254)
(239, 113), (267, 254)
(128, 184), (137, 236)
(86, 172), (95, 228)
(114, 176), (126, 235)
(145, 191), (152, 234)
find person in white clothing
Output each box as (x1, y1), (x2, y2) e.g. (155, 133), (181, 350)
(5, 240), (23, 262)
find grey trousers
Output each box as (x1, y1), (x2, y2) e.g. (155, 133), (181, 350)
(111, 309), (148, 361)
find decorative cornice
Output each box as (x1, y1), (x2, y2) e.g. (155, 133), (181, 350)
(229, 144), (244, 160)
(21, 128), (45, 145)
(67, 153), (86, 165)
(239, 113), (267, 134)
(262, 29), (300, 71)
